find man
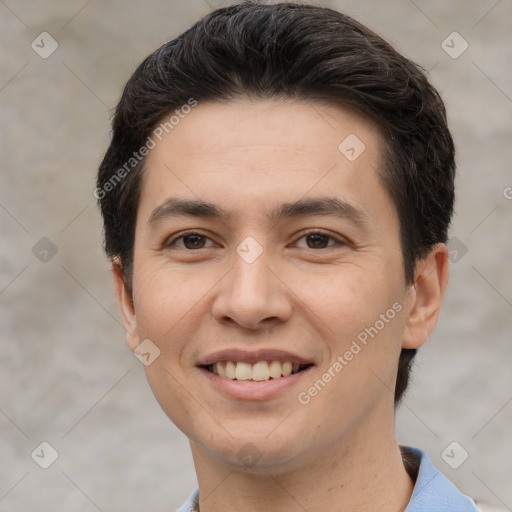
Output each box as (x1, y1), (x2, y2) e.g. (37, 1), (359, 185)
(96, 2), (493, 511)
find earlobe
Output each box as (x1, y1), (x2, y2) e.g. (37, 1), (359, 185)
(111, 259), (140, 352)
(402, 243), (450, 349)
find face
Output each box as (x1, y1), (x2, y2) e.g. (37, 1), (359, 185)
(114, 98), (444, 474)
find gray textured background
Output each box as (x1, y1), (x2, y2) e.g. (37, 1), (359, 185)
(1, 1), (511, 511)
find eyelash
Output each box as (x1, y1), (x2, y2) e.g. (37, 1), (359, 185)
(164, 229), (347, 250)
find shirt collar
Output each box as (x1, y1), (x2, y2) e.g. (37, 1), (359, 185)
(403, 446), (478, 512)
(175, 446), (478, 512)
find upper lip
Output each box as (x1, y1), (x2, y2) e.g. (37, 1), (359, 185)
(198, 349), (315, 366)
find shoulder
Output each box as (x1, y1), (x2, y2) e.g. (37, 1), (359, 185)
(174, 452), (507, 512)
(402, 446), (478, 512)
(174, 488), (199, 512)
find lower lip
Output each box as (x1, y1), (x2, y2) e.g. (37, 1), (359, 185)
(198, 366), (314, 401)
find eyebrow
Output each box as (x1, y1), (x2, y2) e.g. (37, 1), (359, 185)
(147, 196), (370, 231)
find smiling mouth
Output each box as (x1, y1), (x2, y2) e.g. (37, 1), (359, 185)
(204, 361), (314, 381)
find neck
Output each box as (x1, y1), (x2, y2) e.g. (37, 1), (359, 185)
(189, 411), (414, 512)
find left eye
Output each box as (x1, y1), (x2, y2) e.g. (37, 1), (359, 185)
(294, 231), (343, 249)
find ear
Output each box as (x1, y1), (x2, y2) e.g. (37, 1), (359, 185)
(402, 243), (450, 349)
(112, 259), (140, 352)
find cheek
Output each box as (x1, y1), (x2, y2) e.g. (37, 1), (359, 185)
(131, 261), (211, 357)
(295, 261), (402, 339)
(295, 260), (407, 394)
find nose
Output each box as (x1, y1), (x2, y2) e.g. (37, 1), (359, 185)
(211, 247), (293, 331)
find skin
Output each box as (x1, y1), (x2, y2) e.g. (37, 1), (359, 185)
(113, 98), (449, 512)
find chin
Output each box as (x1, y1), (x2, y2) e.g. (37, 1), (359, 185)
(189, 423), (317, 475)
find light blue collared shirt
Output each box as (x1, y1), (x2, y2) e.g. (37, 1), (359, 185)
(175, 446), (478, 511)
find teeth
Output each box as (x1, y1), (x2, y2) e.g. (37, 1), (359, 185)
(225, 361), (236, 379)
(269, 360), (282, 379)
(281, 361), (292, 377)
(252, 361), (270, 381)
(217, 362), (227, 378)
(211, 360), (305, 381)
(235, 362), (252, 380)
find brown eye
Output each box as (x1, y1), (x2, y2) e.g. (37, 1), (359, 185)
(182, 234), (207, 249)
(305, 233), (330, 249)
(164, 231), (215, 250)
(294, 230), (345, 250)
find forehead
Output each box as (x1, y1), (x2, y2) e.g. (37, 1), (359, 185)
(147, 98), (382, 161)
(137, 98), (393, 227)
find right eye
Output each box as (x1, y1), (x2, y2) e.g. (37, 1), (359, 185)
(164, 231), (217, 250)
